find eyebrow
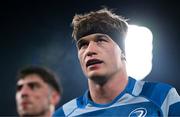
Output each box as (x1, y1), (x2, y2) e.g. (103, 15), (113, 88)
(77, 34), (109, 43)
(95, 34), (109, 39)
(16, 81), (41, 89)
(76, 38), (85, 45)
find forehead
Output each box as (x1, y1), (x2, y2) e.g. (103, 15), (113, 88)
(17, 74), (46, 85)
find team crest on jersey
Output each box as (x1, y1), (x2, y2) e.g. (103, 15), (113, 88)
(128, 107), (147, 117)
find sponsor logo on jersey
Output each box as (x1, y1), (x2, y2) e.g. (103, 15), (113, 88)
(129, 107), (147, 117)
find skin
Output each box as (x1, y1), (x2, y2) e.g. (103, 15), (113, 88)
(77, 33), (128, 104)
(16, 74), (60, 117)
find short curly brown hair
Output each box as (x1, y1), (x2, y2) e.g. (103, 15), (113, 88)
(72, 8), (128, 53)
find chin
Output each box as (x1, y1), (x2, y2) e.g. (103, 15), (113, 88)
(88, 72), (103, 78)
(88, 73), (108, 85)
(87, 69), (105, 76)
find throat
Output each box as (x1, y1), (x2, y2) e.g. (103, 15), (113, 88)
(88, 81), (118, 104)
(88, 75), (128, 104)
(89, 85), (116, 104)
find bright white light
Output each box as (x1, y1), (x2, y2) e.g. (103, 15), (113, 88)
(125, 25), (153, 80)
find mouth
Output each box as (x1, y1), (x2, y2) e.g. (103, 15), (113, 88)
(21, 100), (31, 107)
(86, 59), (103, 68)
(21, 101), (29, 105)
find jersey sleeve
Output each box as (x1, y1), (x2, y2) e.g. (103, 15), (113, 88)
(161, 88), (180, 116)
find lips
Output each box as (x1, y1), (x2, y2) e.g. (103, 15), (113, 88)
(86, 59), (103, 67)
(21, 101), (30, 105)
(21, 100), (31, 106)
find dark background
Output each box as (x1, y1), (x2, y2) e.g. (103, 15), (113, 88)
(0, 0), (179, 115)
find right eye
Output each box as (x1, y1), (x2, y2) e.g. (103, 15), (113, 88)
(77, 40), (89, 49)
(16, 85), (23, 92)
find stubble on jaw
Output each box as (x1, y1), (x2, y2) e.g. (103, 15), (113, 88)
(89, 75), (109, 86)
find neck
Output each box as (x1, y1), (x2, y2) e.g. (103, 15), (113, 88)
(20, 106), (54, 117)
(88, 67), (128, 104)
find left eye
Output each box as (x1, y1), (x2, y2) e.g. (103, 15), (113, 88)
(97, 39), (103, 42)
(97, 38), (107, 43)
(16, 85), (23, 92)
(28, 83), (40, 90)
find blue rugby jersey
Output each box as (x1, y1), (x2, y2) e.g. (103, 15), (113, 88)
(53, 77), (180, 117)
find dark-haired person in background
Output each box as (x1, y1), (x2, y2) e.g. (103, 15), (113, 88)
(53, 8), (180, 116)
(16, 66), (62, 117)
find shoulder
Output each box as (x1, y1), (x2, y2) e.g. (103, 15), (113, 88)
(53, 98), (78, 116)
(132, 79), (180, 116)
(138, 81), (172, 105)
(53, 96), (84, 117)
(135, 80), (180, 105)
(131, 78), (173, 96)
(53, 106), (65, 116)
(140, 81), (172, 97)
(130, 77), (175, 106)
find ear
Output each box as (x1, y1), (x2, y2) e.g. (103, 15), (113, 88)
(50, 91), (61, 106)
(121, 52), (126, 61)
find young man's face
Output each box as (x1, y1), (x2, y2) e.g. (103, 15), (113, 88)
(77, 33), (124, 82)
(16, 74), (53, 116)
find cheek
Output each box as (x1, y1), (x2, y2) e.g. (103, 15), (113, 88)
(106, 49), (117, 58)
(78, 52), (84, 65)
(33, 89), (49, 99)
(107, 48), (121, 63)
(15, 93), (20, 102)
(33, 93), (49, 104)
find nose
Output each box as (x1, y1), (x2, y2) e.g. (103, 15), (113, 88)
(86, 41), (97, 56)
(19, 85), (30, 98)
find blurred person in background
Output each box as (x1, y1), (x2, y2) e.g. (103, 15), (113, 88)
(16, 66), (62, 117)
